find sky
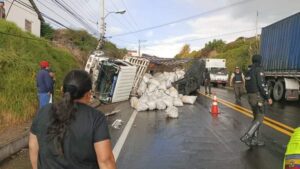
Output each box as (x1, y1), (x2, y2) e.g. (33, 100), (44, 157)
(35, 0), (300, 58)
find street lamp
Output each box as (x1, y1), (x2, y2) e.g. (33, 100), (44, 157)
(104, 10), (126, 19)
(97, 10), (126, 50)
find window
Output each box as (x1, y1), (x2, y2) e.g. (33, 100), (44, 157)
(25, 19), (32, 33)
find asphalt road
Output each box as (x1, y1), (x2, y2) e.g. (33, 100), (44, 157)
(0, 87), (295, 169)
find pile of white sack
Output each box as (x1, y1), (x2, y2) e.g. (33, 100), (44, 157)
(130, 70), (197, 118)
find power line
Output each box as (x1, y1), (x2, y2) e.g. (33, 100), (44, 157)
(119, 0), (139, 30)
(7, 0), (71, 29)
(36, 0), (75, 27)
(66, 0), (98, 23)
(54, 0), (97, 31)
(51, 0), (98, 34)
(6, 0), (37, 15)
(143, 28), (258, 47)
(110, 0), (251, 37)
(109, 0), (138, 32)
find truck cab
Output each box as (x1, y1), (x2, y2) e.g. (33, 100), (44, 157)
(203, 59), (229, 87)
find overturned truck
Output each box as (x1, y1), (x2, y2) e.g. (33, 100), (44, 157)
(173, 59), (206, 95)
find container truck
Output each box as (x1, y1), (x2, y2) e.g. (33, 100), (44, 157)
(260, 12), (300, 101)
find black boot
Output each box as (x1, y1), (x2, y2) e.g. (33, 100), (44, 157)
(240, 134), (252, 147)
(250, 130), (265, 146)
(240, 121), (260, 147)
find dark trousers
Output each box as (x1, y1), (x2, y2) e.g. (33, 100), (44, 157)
(204, 80), (211, 94)
(246, 93), (267, 136)
(234, 83), (244, 102)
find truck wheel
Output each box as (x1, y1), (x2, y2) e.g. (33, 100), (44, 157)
(273, 80), (285, 101)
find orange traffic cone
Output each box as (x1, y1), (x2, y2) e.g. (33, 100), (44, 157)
(211, 95), (219, 115)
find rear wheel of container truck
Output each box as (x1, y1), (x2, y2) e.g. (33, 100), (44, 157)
(273, 80), (285, 101)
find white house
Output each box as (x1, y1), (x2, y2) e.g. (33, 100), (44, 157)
(126, 50), (139, 57)
(4, 0), (43, 37)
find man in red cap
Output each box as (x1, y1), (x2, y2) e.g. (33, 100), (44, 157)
(36, 61), (53, 109)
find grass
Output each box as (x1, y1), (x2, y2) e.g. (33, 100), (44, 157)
(0, 20), (78, 129)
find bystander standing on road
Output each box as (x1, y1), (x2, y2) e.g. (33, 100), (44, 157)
(203, 68), (212, 95)
(230, 67), (245, 104)
(36, 61), (53, 109)
(0, 0), (5, 19)
(29, 70), (116, 169)
(240, 55), (272, 147)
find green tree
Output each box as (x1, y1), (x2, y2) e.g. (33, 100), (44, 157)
(103, 41), (127, 59)
(175, 44), (191, 58)
(204, 39), (226, 52)
(41, 22), (55, 40)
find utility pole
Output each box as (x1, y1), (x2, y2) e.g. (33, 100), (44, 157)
(255, 11), (259, 41)
(96, 0), (105, 50)
(138, 40), (146, 57)
(255, 11), (259, 51)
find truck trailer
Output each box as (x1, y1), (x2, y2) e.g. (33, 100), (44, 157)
(260, 12), (300, 101)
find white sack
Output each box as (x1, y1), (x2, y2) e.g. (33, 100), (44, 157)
(148, 84), (158, 93)
(169, 87), (179, 98)
(178, 94), (183, 99)
(147, 101), (156, 110)
(147, 96), (157, 110)
(139, 95), (149, 103)
(156, 100), (167, 110)
(137, 81), (147, 96)
(173, 97), (184, 107)
(166, 106), (179, 118)
(165, 80), (172, 89)
(130, 97), (139, 108)
(167, 72), (176, 83)
(181, 96), (197, 104)
(143, 73), (152, 83)
(149, 79), (160, 86)
(158, 81), (167, 90)
(175, 70), (185, 81)
(153, 72), (163, 79)
(163, 96), (173, 107)
(135, 102), (148, 112)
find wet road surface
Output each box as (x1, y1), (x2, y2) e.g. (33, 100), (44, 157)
(0, 87), (294, 169)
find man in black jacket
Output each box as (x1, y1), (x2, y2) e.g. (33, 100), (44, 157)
(240, 54), (272, 147)
(203, 68), (212, 95)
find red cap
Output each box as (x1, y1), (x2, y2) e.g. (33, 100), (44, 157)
(40, 61), (49, 68)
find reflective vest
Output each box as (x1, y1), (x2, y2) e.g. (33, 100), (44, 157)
(284, 127), (300, 169)
(234, 72), (243, 83)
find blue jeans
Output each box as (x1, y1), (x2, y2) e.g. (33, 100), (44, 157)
(38, 93), (50, 109)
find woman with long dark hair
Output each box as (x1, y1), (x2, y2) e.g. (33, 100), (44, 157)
(29, 70), (116, 169)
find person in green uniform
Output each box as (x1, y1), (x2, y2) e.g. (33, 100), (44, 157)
(240, 55), (272, 147)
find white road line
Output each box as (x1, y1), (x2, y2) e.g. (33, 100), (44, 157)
(113, 110), (138, 161)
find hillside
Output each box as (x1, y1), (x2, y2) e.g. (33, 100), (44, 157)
(217, 37), (258, 73)
(53, 29), (127, 68)
(0, 20), (78, 129)
(175, 37), (259, 73)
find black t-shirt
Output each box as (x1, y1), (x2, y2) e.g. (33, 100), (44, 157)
(31, 103), (110, 169)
